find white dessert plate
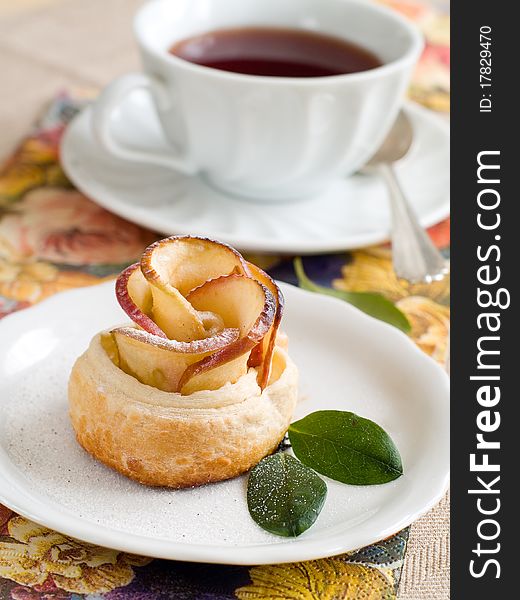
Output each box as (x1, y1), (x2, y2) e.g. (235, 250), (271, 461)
(0, 281), (449, 565)
(61, 93), (449, 254)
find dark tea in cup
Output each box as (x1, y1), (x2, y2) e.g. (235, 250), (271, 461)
(170, 27), (382, 77)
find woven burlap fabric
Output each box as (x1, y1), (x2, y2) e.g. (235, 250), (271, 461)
(0, 1), (450, 598)
(399, 492), (450, 599)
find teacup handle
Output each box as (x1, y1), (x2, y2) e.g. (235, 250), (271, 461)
(91, 73), (197, 174)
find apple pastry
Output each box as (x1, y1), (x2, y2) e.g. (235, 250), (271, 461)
(68, 236), (298, 487)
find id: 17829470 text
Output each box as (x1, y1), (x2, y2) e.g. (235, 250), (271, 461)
(480, 25), (492, 113)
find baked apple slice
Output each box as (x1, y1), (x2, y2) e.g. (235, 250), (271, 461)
(141, 235), (250, 296)
(140, 236), (250, 341)
(180, 274), (275, 394)
(110, 326), (239, 392)
(115, 263), (167, 338)
(246, 262), (285, 388)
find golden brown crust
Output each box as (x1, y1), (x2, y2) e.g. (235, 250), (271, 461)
(68, 332), (298, 488)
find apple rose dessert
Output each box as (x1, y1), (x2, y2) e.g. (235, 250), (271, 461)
(68, 236), (298, 487)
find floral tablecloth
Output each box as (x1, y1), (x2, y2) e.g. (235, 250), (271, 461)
(0, 1), (449, 598)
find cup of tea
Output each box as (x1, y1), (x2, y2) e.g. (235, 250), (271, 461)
(92, 0), (423, 201)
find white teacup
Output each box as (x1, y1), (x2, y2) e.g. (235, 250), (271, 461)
(92, 0), (423, 202)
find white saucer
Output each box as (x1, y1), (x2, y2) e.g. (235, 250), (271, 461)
(0, 281), (449, 564)
(61, 92), (449, 254)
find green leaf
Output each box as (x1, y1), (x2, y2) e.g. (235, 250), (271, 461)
(247, 453), (327, 537)
(293, 258), (411, 334)
(288, 410), (403, 485)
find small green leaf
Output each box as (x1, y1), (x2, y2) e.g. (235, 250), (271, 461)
(247, 453), (327, 537)
(288, 410), (403, 485)
(293, 258), (411, 334)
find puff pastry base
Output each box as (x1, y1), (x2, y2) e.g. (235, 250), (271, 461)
(68, 332), (298, 488)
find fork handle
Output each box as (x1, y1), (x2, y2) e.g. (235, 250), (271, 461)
(379, 163), (448, 284)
